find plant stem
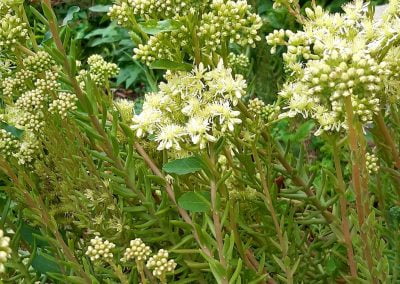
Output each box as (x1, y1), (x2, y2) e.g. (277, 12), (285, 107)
(375, 112), (400, 169)
(133, 142), (212, 258)
(331, 141), (358, 278)
(343, 96), (376, 283)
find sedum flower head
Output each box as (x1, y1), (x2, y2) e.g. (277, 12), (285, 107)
(0, 229), (11, 273)
(121, 238), (151, 263)
(86, 236), (116, 262)
(48, 92), (78, 119)
(267, 0), (400, 135)
(78, 55), (119, 87)
(131, 61), (246, 151)
(146, 249), (177, 281)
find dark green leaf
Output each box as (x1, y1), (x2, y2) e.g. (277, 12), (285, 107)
(0, 121), (24, 139)
(163, 156), (203, 175)
(31, 251), (61, 274)
(288, 121), (315, 142)
(178, 191), (210, 212)
(21, 223), (48, 247)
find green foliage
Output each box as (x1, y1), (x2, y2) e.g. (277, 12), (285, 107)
(0, 0), (397, 283)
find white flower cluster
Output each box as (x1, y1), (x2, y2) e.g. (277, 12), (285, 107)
(49, 92), (78, 119)
(131, 61), (246, 150)
(366, 152), (379, 174)
(146, 249), (177, 280)
(77, 55), (119, 87)
(0, 10), (28, 51)
(198, 0), (262, 51)
(0, 229), (11, 273)
(114, 99), (135, 123)
(266, 0), (400, 136)
(86, 236), (115, 261)
(120, 238), (151, 263)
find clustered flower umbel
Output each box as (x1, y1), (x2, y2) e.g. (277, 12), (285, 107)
(0, 229), (11, 273)
(146, 249), (177, 282)
(0, 9), (28, 52)
(77, 54), (119, 88)
(108, 0), (196, 23)
(248, 98), (280, 122)
(266, 0), (400, 136)
(120, 238), (151, 263)
(86, 236), (116, 261)
(228, 53), (250, 75)
(131, 61), (246, 150)
(110, 0), (262, 65)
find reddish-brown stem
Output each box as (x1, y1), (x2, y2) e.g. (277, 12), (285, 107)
(344, 96), (375, 283)
(133, 142), (212, 258)
(332, 142), (358, 278)
(375, 112), (400, 169)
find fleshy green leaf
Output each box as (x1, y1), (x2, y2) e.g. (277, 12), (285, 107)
(89, 5), (111, 13)
(178, 191), (211, 212)
(163, 156), (203, 175)
(139, 19), (182, 35)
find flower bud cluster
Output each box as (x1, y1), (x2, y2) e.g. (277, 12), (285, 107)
(35, 71), (60, 93)
(111, 0), (262, 65)
(120, 238), (151, 263)
(49, 92), (78, 119)
(86, 236), (116, 261)
(78, 55), (119, 87)
(267, 2), (398, 136)
(108, 2), (132, 27)
(133, 30), (187, 65)
(266, 29), (287, 54)
(146, 249), (177, 280)
(0, 10), (28, 51)
(0, 129), (18, 158)
(131, 0), (192, 19)
(2, 70), (35, 98)
(0, 230), (11, 273)
(228, 53), (249, 75)
(198, 1), (262, 51)
(248, 98), (280, 122)
(131, 61), (246, 151)
(23, 51), (56, 74)
(248, 98), (265, 116)
(366, 152), (379, 174)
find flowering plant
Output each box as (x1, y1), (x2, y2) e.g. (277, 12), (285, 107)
(0, 0), (399, 283)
